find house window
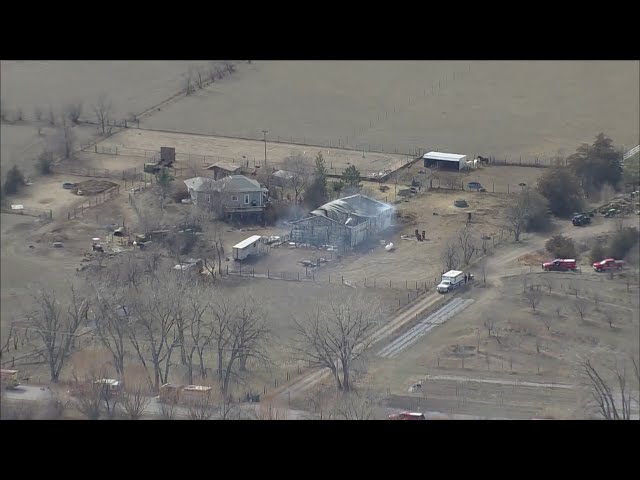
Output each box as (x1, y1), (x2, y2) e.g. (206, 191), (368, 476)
(232, 195), (238, 201)
(244, 194), (250, 205)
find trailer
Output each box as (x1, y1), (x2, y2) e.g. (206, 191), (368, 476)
(159, 383), (213, 405)
(232, 235), (266, 261)
(437, 270), (465, 293)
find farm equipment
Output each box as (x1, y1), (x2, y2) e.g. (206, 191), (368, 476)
(592, 258), (624, 272)
(542, 259), (577, 272)
(437, 270), (465, 293)
(1, 369), (20, 389)
(572, 214), (592, 226)
(388, 411), (426, 420)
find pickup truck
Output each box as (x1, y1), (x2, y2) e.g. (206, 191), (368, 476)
(592, 258), (624, 272)
(542, 259), (577, 272)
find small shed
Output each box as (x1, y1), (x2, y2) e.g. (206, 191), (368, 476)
(160, 147), (176, 167)
(208, 161), (241, 180)
(423, 152), (467, 171)
(233, 235), (266, 261)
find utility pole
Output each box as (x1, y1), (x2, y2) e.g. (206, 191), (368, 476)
(262, 130), (268, 167)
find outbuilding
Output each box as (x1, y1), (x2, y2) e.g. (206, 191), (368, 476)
(232, 235), (266, 261)
(423, 151), (467, 171)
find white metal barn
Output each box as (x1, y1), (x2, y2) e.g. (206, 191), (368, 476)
(423, 152), (467, 171)
(232, 235), (266, 261)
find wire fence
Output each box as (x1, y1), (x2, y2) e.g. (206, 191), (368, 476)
(53, 164), (142, 181)
(66, 186), (120, 220)
(0, 206), (53, 221)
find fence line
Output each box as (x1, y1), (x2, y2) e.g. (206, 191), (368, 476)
(66, 186), (120, 220)
(1, 206), (53, 220)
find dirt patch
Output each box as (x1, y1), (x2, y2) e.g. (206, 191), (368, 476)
(75, 179), (118, 195)
(518, 252), (546, 266)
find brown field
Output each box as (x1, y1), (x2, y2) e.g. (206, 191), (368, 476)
(140, 61), (640, 161)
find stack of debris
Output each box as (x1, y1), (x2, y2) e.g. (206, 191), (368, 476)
(597, 194), (639, 215)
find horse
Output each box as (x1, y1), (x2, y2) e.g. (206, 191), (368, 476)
(477, 156), (490, 165)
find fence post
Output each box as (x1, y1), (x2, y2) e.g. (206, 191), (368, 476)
(329, 274), (331, 283)
(252, 268), (255, 278)
(342, 276), (344, 284)
(267, 269), (269, 278)
(226, 264), (229, 275)
(406, 280), (408, 289)
(389, 279), (392, 288)
(298, 272), (300, 281)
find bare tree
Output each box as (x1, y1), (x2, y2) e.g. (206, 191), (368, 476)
(186, 295), (213, 384)
(186, 393), (215, 420)
(28, 284), (89, 383)
(441, 242), (459, 271)
(33, 105), (43, 122)
(222, 60), (236, 74)
(195, 66), (206, 89)
(542, 276), (553, 293)
(0, 100), (8, 122)
(582, 358), (638, 420)
(127, 281), (184, 391)
(291, 292), (379, 393)
(211, 295), (270, 398)
(574, 298), (589, 321)
(604, 311), (614, 329)
(480, 262), (487, 286)
(121, 383), (151, 420)
(331, 390), (380, 420)
(71, 370), (117, 420)
(457, 227), (477, 265)
(64, 100), (83, 124)
(183, 68), (195, 96)
(482, 316), (501, 345)
(47, 105), (56, 126)
(93, 284), (130, 378)
(555, 305), (563, 320)
(40, 392), (70, 420)
(282, 153), (311, 204)
(523, 288), (543, 312)
(14, 107), (24, 122)
(159, 401), (176, 420)
(207, 62), (218, 83)
(541, 315), (553, 331)
(593, 293), (601, 311)
(93, 94), (112, 134)
(55, 115), (76, 159)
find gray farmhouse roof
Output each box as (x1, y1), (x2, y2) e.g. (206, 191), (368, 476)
(292, 194), (393, 226)
(184, 175), (266, 193)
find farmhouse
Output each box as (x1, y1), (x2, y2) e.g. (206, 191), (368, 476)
(184, 175), (269, 221)
(289, 194), (394, 250)
(423, 151), (467, 171)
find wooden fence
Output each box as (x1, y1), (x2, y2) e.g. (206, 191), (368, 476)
(66, 186), (120, 220)
(53, 164), (142, 181)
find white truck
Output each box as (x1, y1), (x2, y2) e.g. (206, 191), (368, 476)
(437, 270), (465, 294)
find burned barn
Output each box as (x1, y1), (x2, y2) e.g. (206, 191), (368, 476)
(289, 194), (394, 250)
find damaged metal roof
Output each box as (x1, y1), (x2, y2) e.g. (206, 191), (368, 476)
(306, 194), (393, 225)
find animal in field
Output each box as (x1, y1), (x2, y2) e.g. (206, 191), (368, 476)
(476, 156), (490, 165)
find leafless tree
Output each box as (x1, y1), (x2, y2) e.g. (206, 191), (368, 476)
(555, 305), (563, 320)
(64, 100), (83, 124)
(222, 60), (236, 74)
(482, 316), (501, 344)
(186, 295), (213, 384)
(33, 105), (43, 122)
(186, 393), (215, 420)
(127, 281), (184, 391)
(291, 292), (379, 393)
(456, 227), (477, 265)
(215, 63), (226, 80)
(441, 242), (459, 271)
(254, 403), (288, 420)
(93, 94), (112, 134)
(592, 293), (601, 311)
(93, 284), (130, 378)
(55, 115), (76, 159)
(121, 383), (151, 420)
(523, 288), (543, 312)
(27, 284), (89, 383)
(195, 66), (206, 89)
(541, 315), (553, 331)
(604, 311), (614, 329)
(0, 323), (14, 358)
(159, 400), (176, 420)
(331, 390), (380, 420)
(40, 392), (70, 420)
(542, 276), (553, 293)
(480, 263), (487, 286)
(71, 369), (120, 420)
(47, 105), (56, 126)
(0, 100), (8, 122)
(505, 189), (532, 242)
(207, 62), (218, 83)
(14, 107), (24, 122)
(582, 358), (638, 420)
(211, 295), (270, 398)
(282, 153), (311, 204)
(574, 298), (589, 321)
(183, 68), (195, 96)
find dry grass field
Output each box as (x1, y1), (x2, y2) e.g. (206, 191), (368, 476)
(140, 61), (640, 160)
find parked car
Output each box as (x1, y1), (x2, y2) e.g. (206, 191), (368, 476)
(467, 181), (485, 191)
(572, 214), (592, 226)
(592, 258), (624, 272)
(542, 259), (577, 272)
(62, 182), (76, 189)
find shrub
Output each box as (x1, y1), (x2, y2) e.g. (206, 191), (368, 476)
(537, 166), (583, 217)
(545, 234), (576, 259)
(607, 227), (639, 259)
(589, 242), (606, 264)
(36, 151), (55, 175)
(3, 165), (26, 195)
